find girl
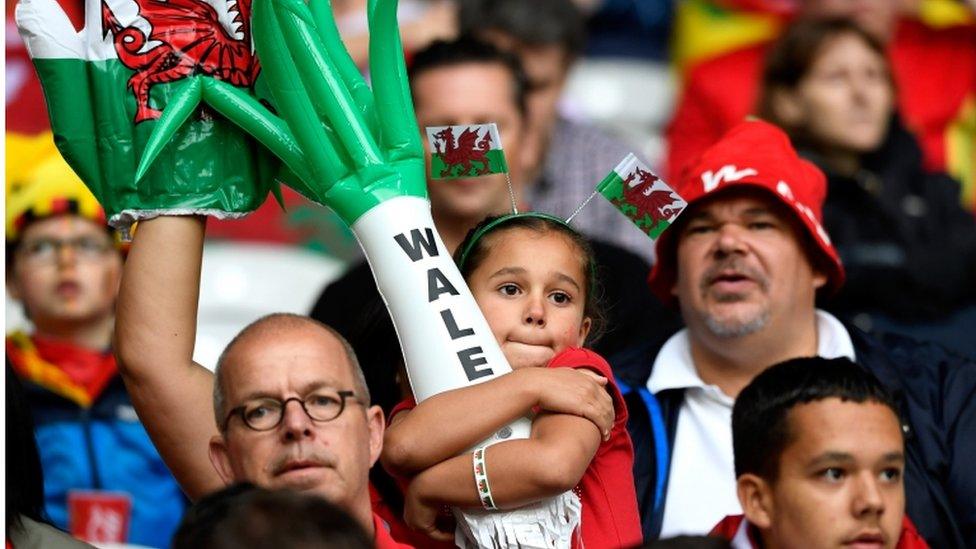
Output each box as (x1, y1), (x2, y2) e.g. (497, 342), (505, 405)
(381, 212), (642, 548)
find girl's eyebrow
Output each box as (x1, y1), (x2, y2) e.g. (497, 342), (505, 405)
(554, 272), (582, 292)
(488, 266), (527, 279)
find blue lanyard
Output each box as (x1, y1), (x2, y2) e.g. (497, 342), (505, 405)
(617, 377), (670, 516)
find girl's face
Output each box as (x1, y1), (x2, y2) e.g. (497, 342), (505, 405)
(467, 228), (591, 370)
(779, 32), (893, 153)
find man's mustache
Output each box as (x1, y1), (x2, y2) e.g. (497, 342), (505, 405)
(270, 450), (337, 476)
(700, 258), (769, 294)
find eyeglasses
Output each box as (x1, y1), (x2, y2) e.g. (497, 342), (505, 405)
(223, 390), (360, 432)
(17, 236), (114, 263)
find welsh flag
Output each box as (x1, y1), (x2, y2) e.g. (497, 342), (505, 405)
(425, 123), (508, 179)
(15, 0), (274, 229)
(598, 153), (687, 239)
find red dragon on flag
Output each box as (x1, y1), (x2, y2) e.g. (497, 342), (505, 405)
(101, 0), (260, 122)
(623, 166), (684, 226)
(430, 125), (495, 177)
(598, 153), (686, 239)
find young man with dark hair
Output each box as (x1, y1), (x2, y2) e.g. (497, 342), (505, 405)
(711, 356), (928, 549)
(458, 0), (656, 261)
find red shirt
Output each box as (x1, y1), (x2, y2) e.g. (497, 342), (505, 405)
(389, 348), (643, 549)
(369, 483), (455, 549)
(373, 513), (414, 549)
(548, 348), (643, 549)
(710, 514), (930, 548)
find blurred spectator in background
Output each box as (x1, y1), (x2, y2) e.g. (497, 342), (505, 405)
(759, 17), (976, 356)
(4, 136), (186, 547)
(311, 38), (681, 544)
(331, 0), (458, 70)
(172, 483), (373, 549)
(459, 0), (659, 262)
(7, 365), (93, 549)
(712, 357), (929, 549)
(666, 0), (976, 212)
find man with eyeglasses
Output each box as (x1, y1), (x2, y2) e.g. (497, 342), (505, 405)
(111, 213), (412, 548)
(5, 140), (186, 547)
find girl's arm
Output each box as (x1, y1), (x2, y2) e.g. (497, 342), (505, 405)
(382, 367), (611, 476)
(405, 411), (602, 515)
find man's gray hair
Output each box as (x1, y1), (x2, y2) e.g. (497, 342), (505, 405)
(212, 313), (370, 431)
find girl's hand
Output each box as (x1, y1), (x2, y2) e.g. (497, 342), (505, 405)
(522, 368), (614, 440)
(405, 474), (455, 542)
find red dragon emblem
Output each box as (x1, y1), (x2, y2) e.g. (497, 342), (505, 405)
(101, 0), (260, 122)
(432, 126), (494, 178)
(621, 167), (682, 226)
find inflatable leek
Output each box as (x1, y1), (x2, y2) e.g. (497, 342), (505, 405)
(131, 0), (579, 545)
(15, 0), (277, 234)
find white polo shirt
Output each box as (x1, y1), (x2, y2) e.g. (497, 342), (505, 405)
(653, 310), (856, 538)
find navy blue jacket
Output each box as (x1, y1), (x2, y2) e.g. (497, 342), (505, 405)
(612, 326), (976, 548)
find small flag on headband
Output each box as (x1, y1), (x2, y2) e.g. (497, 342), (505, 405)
(598, 153), (687, 240)
(426, 124), (508, 179)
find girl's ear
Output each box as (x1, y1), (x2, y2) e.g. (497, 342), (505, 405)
(577, 316), (592, 346)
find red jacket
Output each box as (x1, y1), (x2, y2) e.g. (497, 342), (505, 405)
(710, 514), (930, 548)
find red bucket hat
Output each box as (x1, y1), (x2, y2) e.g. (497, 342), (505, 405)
(647, 120), (845, 304)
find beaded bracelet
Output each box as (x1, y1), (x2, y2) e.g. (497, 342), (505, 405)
(472, 447), (498, 510)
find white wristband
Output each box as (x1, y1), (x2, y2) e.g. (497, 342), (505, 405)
(472, 447), (497, 510)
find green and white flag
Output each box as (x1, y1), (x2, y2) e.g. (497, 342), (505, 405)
(15, 0), (275, 232)
(598, 153), (687, 240)
(425, 123), (509, 179)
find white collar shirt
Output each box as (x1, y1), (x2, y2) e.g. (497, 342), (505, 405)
(652, 310), (855, 537)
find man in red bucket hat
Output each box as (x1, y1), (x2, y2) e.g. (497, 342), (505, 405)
(612, 120), (975, 548)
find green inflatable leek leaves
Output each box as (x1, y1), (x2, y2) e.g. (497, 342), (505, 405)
(137, 0), (427, 226)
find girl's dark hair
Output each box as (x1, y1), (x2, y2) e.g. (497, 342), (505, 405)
(758, 17), (892, 133)
(454, 213), (605, 344)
